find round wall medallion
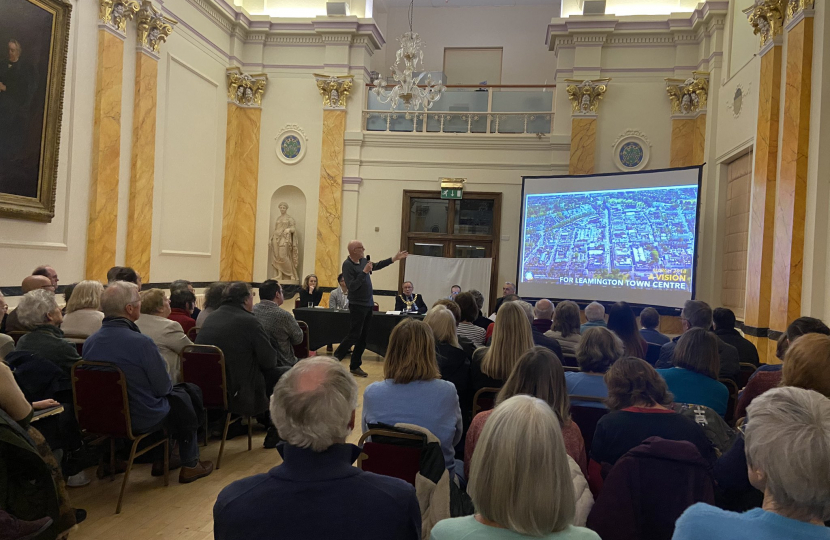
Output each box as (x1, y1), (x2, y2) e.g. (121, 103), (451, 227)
(275, 125), (308, 164)
(611, 130), (651, 172)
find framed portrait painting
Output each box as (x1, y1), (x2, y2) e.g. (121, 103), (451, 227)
(0, 0), (71, 222)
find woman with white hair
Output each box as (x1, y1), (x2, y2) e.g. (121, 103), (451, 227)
(60, 280), (105, 338)
(431, 395), (600, 539)
(14, 289), (81, 376)
(673, 386), (830, 540)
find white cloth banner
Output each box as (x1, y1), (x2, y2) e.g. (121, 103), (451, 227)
(404, 255), (491, 310)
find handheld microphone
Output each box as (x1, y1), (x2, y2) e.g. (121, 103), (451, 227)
(366, 255), (372, 274)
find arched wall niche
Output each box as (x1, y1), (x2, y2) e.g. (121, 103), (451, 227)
(268, 186), (306, 284)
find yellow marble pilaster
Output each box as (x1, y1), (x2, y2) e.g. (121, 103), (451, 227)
(85, 29), (126, 282)
(670, 119), (695, 167)
(124, 51), (158, 280)
(569, 117), (597, 175)
(693, 113), (706, 165)
(666, 74), (708, 168)
(315, 109), (347, 286)
(219, 105), (262, 282)
(768, 13), (814, 341)
(744, 44), (783, 364)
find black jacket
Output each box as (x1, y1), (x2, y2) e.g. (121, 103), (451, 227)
(394, 294), (428, 314)
(342, 257), (392, 307)
(435, 341), (470, 408)
(714, 329), (760, 367)
(298, 288), (323, 307)
(195, 304), (278, 416)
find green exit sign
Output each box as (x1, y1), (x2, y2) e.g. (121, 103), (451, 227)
(441, 188), (462, 200)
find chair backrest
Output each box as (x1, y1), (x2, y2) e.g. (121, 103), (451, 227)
(373, 302), (379, 312)
(293, 320), (311, 359)
(294, 297), (300, 309)
(719, 378), (739, 425)
(570, 396), (609, 455)
(737, 363), (757, 389)
(563, 365), (580, 372)
(472, 386), (501, 416)
(645, 342), (662, 365)
(8, 331), (29, 345)
(357, 429), (425, 486)
(561, 352), (578, 368)
(186, 326), (199, 341)
(72, 360), (134, 439)
(180, 344), (228, 409)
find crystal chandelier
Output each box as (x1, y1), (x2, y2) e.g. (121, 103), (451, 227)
(371, 0), (445, 112)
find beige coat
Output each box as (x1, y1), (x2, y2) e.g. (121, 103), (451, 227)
(136, 314), (192, 383)
(569, 455), (594, 526)
(60, 308), (104, 340)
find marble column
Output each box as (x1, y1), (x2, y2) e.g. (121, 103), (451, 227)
(313, 75), (354, 288)
(767, 4), (815, 359)
(125, 2), (176, 281)
(85, 0), (139, 281)
(742, 0), (785, 363)
(219, 69), (267, 282)
(565, 79), (609, 175)
(666, 73), (709, 168)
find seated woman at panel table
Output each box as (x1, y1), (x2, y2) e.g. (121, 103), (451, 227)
(394, 281), (428, 314)
(298, 274), (323, 307)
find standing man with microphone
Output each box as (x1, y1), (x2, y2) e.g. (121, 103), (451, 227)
(334, 240), (408, 377)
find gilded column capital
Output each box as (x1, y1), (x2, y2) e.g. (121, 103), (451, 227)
(314, 74), (354, 110)
(136, 1), (177, 57)
(785, 0), (815, 22)
(565, 79), (610, 116)
(666, 72), (709, 116)
(99, 0), (140, 36)
(227, 68), (267, 107)
(742, 0), (786, 46)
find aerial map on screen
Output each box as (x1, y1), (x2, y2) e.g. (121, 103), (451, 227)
(520, 185), (698, 293)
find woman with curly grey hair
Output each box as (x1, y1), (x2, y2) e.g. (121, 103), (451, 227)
(14, 289), (80, 376)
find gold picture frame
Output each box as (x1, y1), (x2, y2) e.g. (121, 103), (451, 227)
(0, 0), (71, 222)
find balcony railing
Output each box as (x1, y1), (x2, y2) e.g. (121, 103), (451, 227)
(363, 85), (555, 135)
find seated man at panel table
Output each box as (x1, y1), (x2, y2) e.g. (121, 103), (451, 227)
(491, 281), (517, 316)
(253, 279), (303, 369)
(213, 357), (421, 540)
(446, 285), (461, 301)
(394, 281), (428, 314)
(3, 275), (55, 333)
(83, 281), (214, 483)
(328, 273), (349, 311)
(168, 289), (197, 335)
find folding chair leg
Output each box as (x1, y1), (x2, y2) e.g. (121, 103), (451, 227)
(247, 417), (252, 451)
(217, 412), (232, 470)
(163, 437), (170, 487)
(116, 439), (140, 514)
(202, 410), (208, 447)
(109, 438), (116, 482)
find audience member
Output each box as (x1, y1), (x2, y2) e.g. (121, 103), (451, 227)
(4, 275), (54, 332)
(465, 347), (587, 479)
(32, 265), (59, 289)
(674, 387), (830, 540)
(329, 273), (349, 310)
(170, 279), (201, 320)
(432, 299), (476, 358)
(782, 316), (830, 352)
(60, 280), (104, 338)
(545, 300), (582, 357)
(299, 274), (323, 307)
(712, 308), (759, 367)
(424, 306), (469, 408)
(516, 300), (563, 359)
(15, 290), (81, 376)
(568, 327), (623, 408)
(362, 318), (463, 478)
(168, 289), (197, 335)
(591, 357), (715, 484)
(655, 300), (740, 381)
(657, 328), (729, 416)
(0, 290), (7, 333)
(533, 298), (555, 333)
(432, 395), (599, 539)
(195, 281), (225, 329)
(253, 279), (303, 369)
(196, 282), (283, 441)
(83, 282), (213, 483)
(581, 302), (606, 334)
(0, 332), (12, 360)
(469, 289), (492, 330)
(213, 358), (420, 540)
(491, 282), (516, 315)
(639, 307), (669, 345)
(606, 302), (647, 359)
(114, 267), (141, 287)
(395, 281), (428, 314)
(105, 266), (123, 285)
(447, 285), (461, 301)
(456, 292), (487, 347)
(136, 289), (193, 384)
(470, 302), (534, 410)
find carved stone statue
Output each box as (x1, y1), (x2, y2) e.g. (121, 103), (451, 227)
(270, 202), (299, 281)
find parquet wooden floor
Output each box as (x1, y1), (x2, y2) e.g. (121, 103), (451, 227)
(70, 351), (385, 540)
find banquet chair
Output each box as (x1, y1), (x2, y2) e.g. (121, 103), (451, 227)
(293, 321), (311, 359)
(356, 429), (426, 487)
(570, 395), (609, 456)
(737, 363), (757, 390)
(472, 387), (501, 416)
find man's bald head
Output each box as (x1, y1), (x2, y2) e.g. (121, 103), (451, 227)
(22, 275), (54, 293)
(347, 240), (365, 262)
(534, 299), (554, 320)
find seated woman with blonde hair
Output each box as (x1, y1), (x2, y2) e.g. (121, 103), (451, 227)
(465, 346), (588, 480)
(362, 318), (463, 478)
(60, 280), (105, 339)
(431, 395), (600, 539)
(298, 274), (322, 307)
(135, 288), (193, 383)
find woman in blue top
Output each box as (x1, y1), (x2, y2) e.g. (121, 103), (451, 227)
(362, 318), (463, 478)
(656, 328), (729, 416)
(566, 327), (623, 408)
(673, 386), (830, 540)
